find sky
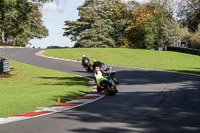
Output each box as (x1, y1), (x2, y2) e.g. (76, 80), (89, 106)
(29, 0), (150, 48)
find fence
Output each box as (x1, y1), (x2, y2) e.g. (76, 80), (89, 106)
(167, 46), (200, 56)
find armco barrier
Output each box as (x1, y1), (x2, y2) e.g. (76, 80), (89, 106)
(167, 46), (200, 56)
(0, 59), (10, 72)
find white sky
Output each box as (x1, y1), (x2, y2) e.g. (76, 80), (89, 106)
(29, 0), (150, 48)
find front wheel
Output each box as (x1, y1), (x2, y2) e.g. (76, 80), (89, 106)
(97, 86), (102, 92)
(105, 84), (116, 95)
(89, 65), (93, 73)
(112, 73), (119, 84)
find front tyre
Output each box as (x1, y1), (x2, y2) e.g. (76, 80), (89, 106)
(112, 73), (119, 84)
(89, 65), (93, 73)
(105, 84), (116, 95)
(97, 86), (102, 92)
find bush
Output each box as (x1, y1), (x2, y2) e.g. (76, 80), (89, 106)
(190, 25), (200, 49)
(178, 24), (200, 49)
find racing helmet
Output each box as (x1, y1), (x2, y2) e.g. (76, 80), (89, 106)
(95, 67), (101, 71)
(93, 59), (96, 63)
(83, 55), (86, 57)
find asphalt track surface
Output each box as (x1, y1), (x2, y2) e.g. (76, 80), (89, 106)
(0, 48), (200, 133)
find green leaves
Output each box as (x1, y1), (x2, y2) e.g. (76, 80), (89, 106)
(126, 1), (172, 49)
(3, 0), (16, 5)
(177, 0), (200, 32)
(63, 0), (131, 48)
(2, 0), (52, 5)
(0, 0), (49, 46)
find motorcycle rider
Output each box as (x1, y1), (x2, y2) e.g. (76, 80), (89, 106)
(92, 59), (104, 71)
(94, 66), (118, 94)
(93, 59), (118, 94)
(82, 55), (90, 65)
(94, 67), (107, 92)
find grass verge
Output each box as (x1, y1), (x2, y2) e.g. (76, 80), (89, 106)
(0, 61), (92, 118)
(44, 48), (200, 75)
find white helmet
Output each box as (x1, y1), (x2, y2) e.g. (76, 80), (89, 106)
(93, 59), (96, 63)
(83, 55), (86, 57)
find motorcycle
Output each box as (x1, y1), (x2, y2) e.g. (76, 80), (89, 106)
(94, 67), (118, 95)
(101, 65), (119, 84)
(82, 59), (93, 72)
(98, 77), (118, 95)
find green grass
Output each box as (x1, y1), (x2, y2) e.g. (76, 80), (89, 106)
(0, 46), (18, 47)
(0, 61), (92, 118)
(44, 48), (200, 75)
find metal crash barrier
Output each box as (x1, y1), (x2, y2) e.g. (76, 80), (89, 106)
(0, 57), (10, 73)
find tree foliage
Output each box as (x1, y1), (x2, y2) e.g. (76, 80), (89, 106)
(2, 0), (200, 49)
(0, 0), (48, 46)
(177, 0), (200, 32)
(63, 0), (139, 48)
(161, 18), (180, 43)
(63, 0), (200, 49)
(190, 24), (200, 49)
(3, 0), (53, 4)
(125, 0), (173, 49)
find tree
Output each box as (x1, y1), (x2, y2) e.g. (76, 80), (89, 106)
(63, 0), (113, 48)
(161, 18), (180, 45)
(63, 0), (139, 48)
(12, 1), (48, 46)
(126, 0), (172, 49)
(144, 19), (159, 49)
(0, 0), (48, 46)
(0, 0), (16, 43)
(150, 0), (173, 46)
(126, 3), (158, 48)
(177, 24), (200, 49)
(3, 0), (53, 4)
(190, 24), (200, 49)
(177, 0), (200, 32)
